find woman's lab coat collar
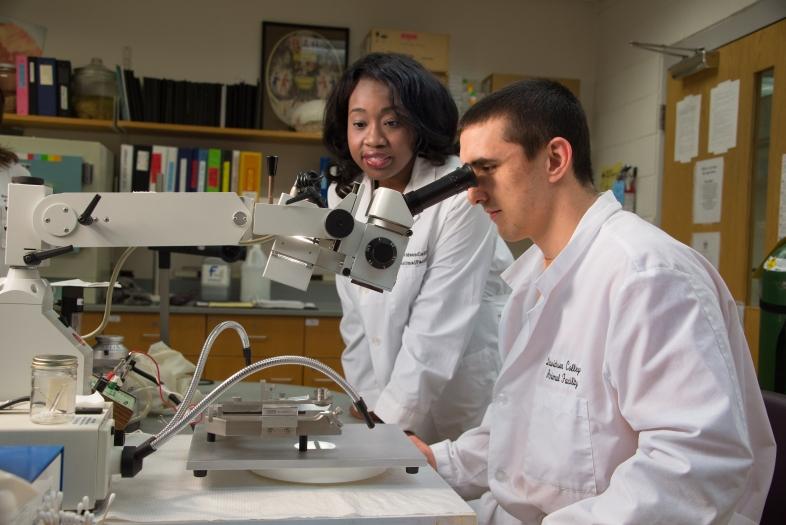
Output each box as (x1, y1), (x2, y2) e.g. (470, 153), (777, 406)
(502, 191), (621, 297)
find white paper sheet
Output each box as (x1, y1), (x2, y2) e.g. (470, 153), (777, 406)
(49, 279), (121, 288)
(708, 79), (740, 155)
(692, 232), (721, 269)
(779, 154), (786, 240)
(693, 157), (724, 224)
(675, 94), (701, 163)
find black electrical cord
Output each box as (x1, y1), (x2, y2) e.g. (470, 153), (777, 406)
(0, 396), (30, 410)
(130, 365), (182, 405)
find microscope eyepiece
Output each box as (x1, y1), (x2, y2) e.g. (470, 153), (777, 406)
(402, 164), (477, 216)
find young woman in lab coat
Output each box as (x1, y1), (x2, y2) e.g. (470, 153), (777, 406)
(410, 79), (775, 524)
(323, 53), (513, 443)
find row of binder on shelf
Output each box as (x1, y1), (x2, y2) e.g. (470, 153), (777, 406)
(118, 144), (265, 198)
(118, 69), (262, 128)
(10, 53), (264, 129)
(14, 54), (72, 117)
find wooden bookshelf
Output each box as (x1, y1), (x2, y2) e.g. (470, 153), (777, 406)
(2, 113), (323, 145)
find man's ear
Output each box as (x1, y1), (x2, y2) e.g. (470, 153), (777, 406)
(545, 137), (572, 183)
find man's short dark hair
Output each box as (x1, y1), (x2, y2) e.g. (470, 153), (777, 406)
(460, 79), (594, 187)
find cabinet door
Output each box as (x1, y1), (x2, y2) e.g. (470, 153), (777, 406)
(81, 312), (206, 354)
(197, 315), (305, 383)
(303, 318), (346, 391)
(197, 360), (303, 385)
(303, 357), (345, 391)
(303, 317), (344, 358)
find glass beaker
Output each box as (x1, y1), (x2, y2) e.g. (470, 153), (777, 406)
(30, 354), (78, 424)
(0, 63), (15, 113)
(72, 57), (116, 120)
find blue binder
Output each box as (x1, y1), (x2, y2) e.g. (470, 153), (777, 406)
(36, 57), (58, 116)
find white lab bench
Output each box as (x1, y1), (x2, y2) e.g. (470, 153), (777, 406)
(103, 383), (476, 524)
(104, 434), (475, 524)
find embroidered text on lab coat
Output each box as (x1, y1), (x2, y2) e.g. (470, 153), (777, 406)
(545, 356), (581, 389)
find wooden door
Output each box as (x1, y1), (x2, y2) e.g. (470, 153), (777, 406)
(662, 19), (786, 357)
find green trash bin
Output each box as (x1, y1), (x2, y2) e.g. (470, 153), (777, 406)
(758, 239), (786, 393)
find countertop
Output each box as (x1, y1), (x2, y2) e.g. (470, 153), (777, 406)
(83, 303), (343, 317)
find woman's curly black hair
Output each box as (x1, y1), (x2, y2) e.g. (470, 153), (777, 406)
(322, 53), (458, 197)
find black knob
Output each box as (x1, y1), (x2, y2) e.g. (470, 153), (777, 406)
(324, 209), (354, 238)
(266, 155), (278, 177)
(365, 237), (397, 269)
(78, 194), (102, 225)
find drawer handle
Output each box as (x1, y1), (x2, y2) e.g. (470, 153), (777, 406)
(142, 333), (160, 338)
(269, 377), (293, 383)
(312, 378), (334, 383)
(249, 335), (269, 341)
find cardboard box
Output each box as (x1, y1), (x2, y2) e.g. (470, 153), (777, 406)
(482, 73), (581, 99)
(364, 28), (450, 73)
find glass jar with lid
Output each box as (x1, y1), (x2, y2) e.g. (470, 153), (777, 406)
(72, 57), (117, 120)
(0, 62), (15, 113)
(30, 354), (78, 425)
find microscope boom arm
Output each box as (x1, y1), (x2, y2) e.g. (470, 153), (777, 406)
(5, 180), (412, 292)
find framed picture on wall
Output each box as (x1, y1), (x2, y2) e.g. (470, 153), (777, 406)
(261, 21), (349, 131)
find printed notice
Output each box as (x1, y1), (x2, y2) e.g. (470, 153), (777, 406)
(675, 94), (701, 163)
(693, 157), (724, 224)
(708, 79), (740, 155)
(692, 232), (721, 269)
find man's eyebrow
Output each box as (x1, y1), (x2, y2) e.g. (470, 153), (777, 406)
(468, 157), (497, 167)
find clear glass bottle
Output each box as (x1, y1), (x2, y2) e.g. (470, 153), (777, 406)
(93, 334), (129, 375)
(30, 354), (78, 424)
(72, 57), (117, 120)
(0, 62), (15, 113)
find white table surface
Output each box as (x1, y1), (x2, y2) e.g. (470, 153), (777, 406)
(106, 382), (476, 525)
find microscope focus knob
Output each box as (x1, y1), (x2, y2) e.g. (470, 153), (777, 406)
(324, 209), (354, 238)
(365, 237), (397, 269)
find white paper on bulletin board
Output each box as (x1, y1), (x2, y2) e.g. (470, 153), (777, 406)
(692, 232), (721, 269)
(708, 79), (740, 155)
(693, 157), (724, 224)
(675, 94), (701, 163)
(780, 154), (786, 240)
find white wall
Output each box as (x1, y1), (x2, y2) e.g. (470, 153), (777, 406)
(591, 0), (759, 224)
(3, 0), (598, 111)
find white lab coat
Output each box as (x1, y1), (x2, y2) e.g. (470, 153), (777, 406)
(329, 156), (513, 443)
(432, 191), (775, 524)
